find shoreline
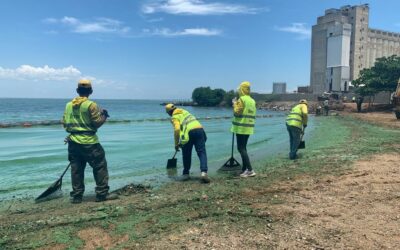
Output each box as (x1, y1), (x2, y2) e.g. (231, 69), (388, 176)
(0, 115), (274, 129)
(0, 115), (299, 202)
(1, 112), (399, 249)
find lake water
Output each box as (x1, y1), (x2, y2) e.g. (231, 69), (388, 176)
(0, 98), (312, 201)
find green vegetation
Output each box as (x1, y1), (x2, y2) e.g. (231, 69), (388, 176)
(353, 55), (400, 102)
(259, 116), (399, 179)
(223, 90), (236, 107)
(1, 115), (399, 249)
(192, 87), (235, 107)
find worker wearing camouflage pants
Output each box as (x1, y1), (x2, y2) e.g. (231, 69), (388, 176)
(63, 79), (117, 203)
(68, 142), (109, 199)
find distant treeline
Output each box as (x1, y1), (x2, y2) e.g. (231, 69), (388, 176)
(192, 87), (236, 107)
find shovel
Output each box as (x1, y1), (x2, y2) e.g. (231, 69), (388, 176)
(166, 150), (179, 169)
(35, 163), (70, 202)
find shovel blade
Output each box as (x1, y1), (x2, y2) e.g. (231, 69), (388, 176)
(298, 141), (305, 149)
(35, 178), (63, 202)
(166, 158), (177, 169)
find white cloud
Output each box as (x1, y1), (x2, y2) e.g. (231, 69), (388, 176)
(275, 23), (311, 40)
(0, 65), (82, 81)
(43, 16), (131, 35)
(61, 16), (80, 26)
(142, 0), (261, 15)
(143, 27), (222, 37)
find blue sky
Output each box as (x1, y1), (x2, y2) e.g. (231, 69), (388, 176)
(0, 0), (399, 99)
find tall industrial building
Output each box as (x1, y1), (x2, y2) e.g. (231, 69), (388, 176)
(310, 4), (400, 94)
(272, 82), (286, 94)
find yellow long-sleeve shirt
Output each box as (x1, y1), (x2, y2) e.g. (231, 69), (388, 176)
(299, 103), (308, 126)
(170, 108), (202, 146)
(233, 98), (244, 116)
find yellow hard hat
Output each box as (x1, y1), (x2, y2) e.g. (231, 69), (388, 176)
(238, 81), (251, 91)
(299, 99), (308, 105)
(165, 103), (176, 113)
(240, 81), (251, 88)
(237, 81), (251, 96)
(78, 79), (92, 88)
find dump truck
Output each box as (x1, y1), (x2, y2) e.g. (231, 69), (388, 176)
(392, 79), (400, 119)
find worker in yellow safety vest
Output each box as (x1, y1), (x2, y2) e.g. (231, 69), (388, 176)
(231, 81), (257, 177)
(286, 99), (308, 160)
(62, 79), (118, 203)
(165, 104), (210, 183)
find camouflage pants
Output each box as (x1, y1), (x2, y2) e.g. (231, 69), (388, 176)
(68, 141), (109, 198)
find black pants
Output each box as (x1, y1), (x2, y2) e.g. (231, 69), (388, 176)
(236, 134), (252, 172)
(68, 141), (109, 198)
(286, 124), (302, 160)
(356, 102), (362, 112)
(324, 106), (329, 116)
(182, 128), (208, 175)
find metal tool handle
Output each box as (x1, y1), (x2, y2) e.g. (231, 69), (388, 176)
(231, 133), (235, 158)
(172, 150), (179, 159)
(60, 163), (71, 179)
(301, 127), (306, 140)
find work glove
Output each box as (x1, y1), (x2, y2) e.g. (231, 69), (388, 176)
(303, 124), (307, 129)
(232, 97), (237, 105)
(101, 109), (110, 119)
(64, 135), (71, 145)
(175, 145), (181, 151)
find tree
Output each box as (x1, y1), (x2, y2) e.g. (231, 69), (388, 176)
(353, 55), (400, 106)
(353, 55), (400, 93)
(192, 87), (212, 106)
(223, 90), (236, 107)
(192, 87), (226, 106)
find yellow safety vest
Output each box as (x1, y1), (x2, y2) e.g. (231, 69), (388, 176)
(231, 95), (256, 135)
(286, 104), (304, 129)
(172, 109), (202, 145)
(64, 100), (99, 144)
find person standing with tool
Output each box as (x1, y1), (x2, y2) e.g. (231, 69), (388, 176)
(62, 79), (118, 204)
(323, 99), (329, 116)
(286, 99), (308, 160)
(165, 104), (210, 183)
(231, 81), (256, 178)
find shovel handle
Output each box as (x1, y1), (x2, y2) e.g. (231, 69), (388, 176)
(60, 163), (71, 179)
(172, 150), (179, 159)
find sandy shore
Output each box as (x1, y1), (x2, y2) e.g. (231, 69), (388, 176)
(1, 112), (399, 249)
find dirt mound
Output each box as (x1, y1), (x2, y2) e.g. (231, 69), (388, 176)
(112, 183), (151, 196)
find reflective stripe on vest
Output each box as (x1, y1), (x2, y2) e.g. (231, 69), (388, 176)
(286, 104), (304, 129)
(64, 100), (99, 144)
(231, 95), (256, 135)
(232, 121), (255, 127)
(234, 114), (256, 119)
(172, 109), (202, 145)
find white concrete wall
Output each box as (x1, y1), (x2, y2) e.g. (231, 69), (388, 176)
(327, 35), (350, 67)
